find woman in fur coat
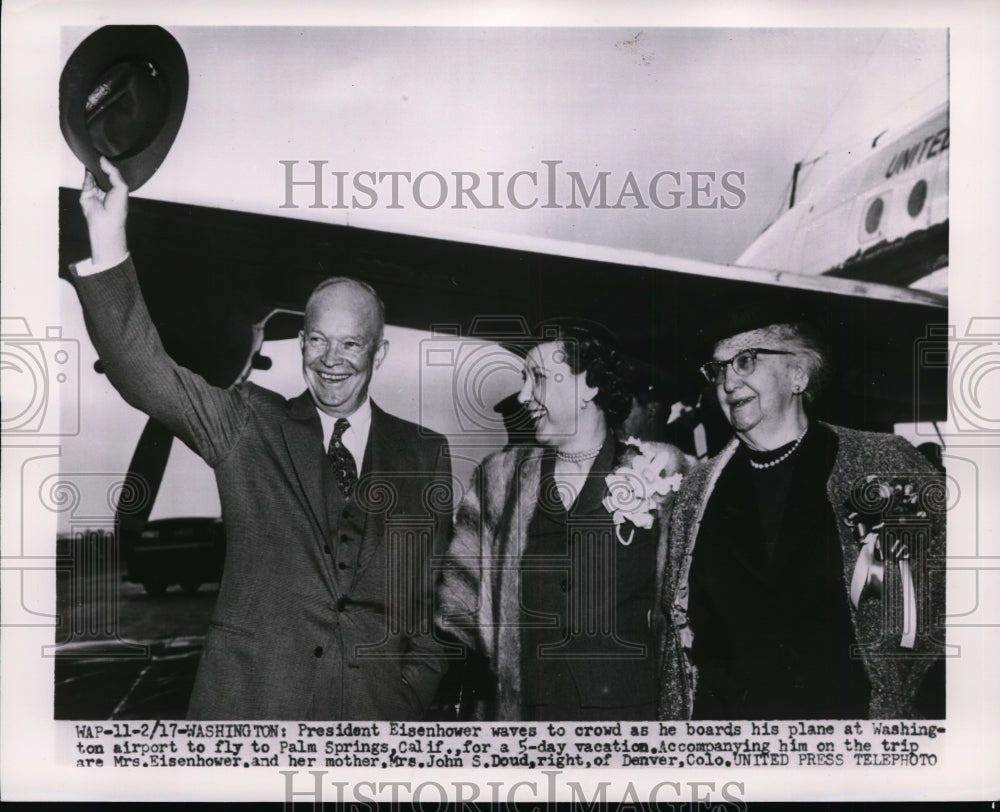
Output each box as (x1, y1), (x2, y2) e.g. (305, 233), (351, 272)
(437, 321), (690, 721)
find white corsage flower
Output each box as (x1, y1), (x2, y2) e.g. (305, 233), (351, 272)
(602, 437), (684, 545)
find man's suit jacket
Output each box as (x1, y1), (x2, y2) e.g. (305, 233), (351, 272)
(74, 258), (452, 720)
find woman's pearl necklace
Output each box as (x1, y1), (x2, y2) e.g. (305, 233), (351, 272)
(748, 425), (808, 470)
(556, 445), (603, 463)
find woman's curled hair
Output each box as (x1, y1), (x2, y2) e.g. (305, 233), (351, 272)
(537, 319), (635, 427)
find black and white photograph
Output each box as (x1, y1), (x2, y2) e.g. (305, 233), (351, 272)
(1, 1), (998, 805)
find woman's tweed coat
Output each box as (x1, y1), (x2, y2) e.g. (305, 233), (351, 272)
(658, 423), (946, 720)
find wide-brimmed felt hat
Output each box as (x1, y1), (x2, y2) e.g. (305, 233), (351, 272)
(60, 25), (188, 191)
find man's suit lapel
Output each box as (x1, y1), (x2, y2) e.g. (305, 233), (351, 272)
(353, 402), (393, 583)
(281, 391), (332, 541)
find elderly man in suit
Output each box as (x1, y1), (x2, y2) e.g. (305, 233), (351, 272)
(73, 157), (452, 720)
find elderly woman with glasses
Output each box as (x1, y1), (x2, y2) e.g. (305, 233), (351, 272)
(659, 309), (945, 721)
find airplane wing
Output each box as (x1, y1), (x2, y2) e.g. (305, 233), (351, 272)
(59, 183), (947, 533)
(59, 185), (946, 428)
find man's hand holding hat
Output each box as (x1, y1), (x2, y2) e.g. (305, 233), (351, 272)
(79, 156), (129, 270)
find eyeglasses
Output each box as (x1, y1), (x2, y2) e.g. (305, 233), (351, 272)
(699, 347), (795, 385)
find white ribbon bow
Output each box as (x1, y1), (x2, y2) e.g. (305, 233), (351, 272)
(849, 528), (915, 649)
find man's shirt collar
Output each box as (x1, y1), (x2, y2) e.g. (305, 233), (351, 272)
(318, 399), (372, 475)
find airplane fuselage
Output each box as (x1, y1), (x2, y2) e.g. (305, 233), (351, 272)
(738, 103), (949, 295)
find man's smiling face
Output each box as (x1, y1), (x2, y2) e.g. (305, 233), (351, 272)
(299, 281), (387, 418)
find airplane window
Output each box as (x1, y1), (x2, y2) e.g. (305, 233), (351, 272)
(864, 197), (884, 235)
(908, 179), (928, 217)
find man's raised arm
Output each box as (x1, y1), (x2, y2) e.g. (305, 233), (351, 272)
(72, 157), (247, 467)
